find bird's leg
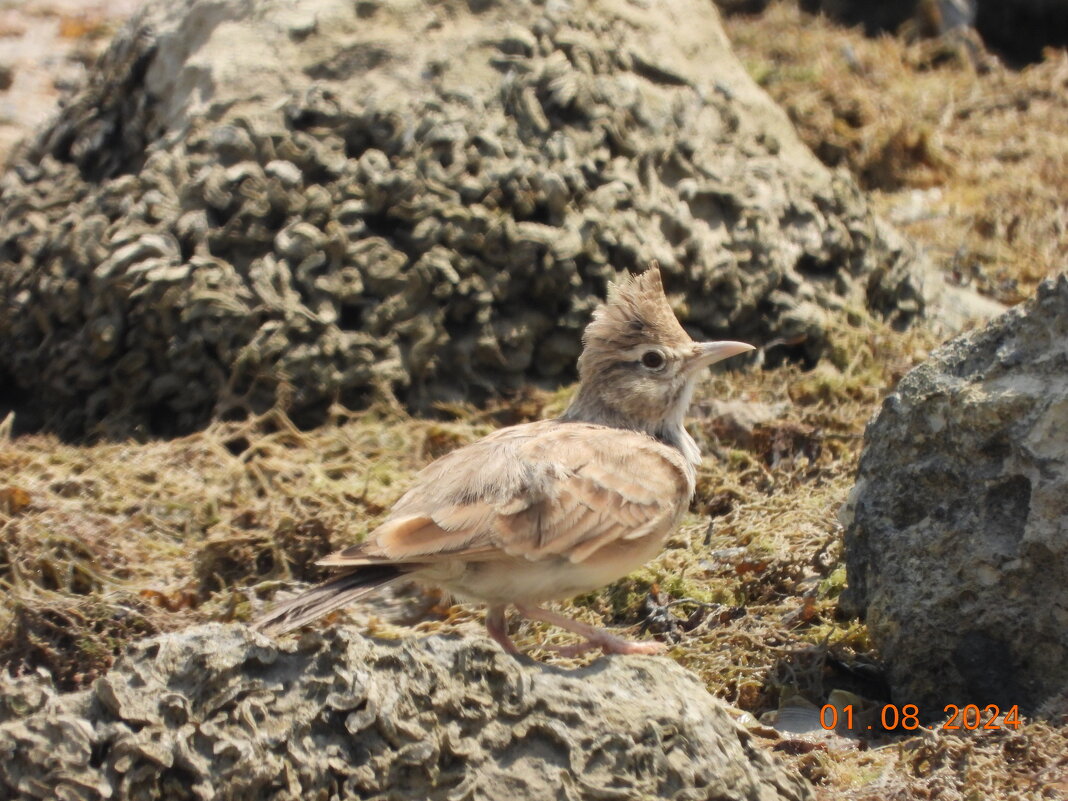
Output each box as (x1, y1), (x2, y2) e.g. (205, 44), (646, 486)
(516, 604), (666, 656)
(485, 604), (521, 655)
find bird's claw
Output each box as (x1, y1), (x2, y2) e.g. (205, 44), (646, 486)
(548, 636), (666, 657)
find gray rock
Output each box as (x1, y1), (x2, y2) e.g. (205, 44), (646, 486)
(840, 275), (1068, 716)
(0, 624), (811, 801)
(0, 0), (929, 438)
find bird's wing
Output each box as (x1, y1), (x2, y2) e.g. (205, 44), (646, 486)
(318, 420), (693, 567)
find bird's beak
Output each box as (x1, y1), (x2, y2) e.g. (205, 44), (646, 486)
(685, 341), (755, 373)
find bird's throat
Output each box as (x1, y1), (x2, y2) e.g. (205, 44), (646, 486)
(561, 382), (703, 466)
(653, 420), (702, 465)
(655, 378), (703, 465)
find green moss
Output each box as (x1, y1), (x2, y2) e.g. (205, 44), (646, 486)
(819, 565), (848, 599)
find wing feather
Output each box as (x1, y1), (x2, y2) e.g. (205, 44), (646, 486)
(320, 419), (693, 568)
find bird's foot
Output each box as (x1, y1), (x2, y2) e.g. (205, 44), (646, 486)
(486, 604), (522, 656)
(596, 636), (667, 655)
(516, 603), (665, 657)
(547, 640), (600, 658)
(549, 636), (665, 657)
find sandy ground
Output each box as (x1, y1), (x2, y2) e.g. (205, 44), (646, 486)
(0, 0), (143, 164)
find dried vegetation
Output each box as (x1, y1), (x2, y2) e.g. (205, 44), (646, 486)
(717, 2), (1068, 797)
(726, 1), (1068, 307)
(1, 0), (1066, 798)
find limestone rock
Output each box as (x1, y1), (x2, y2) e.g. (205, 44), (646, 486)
(840, 275), (1068, 716)
(0, 624), (811, 801)
(0, 0), (928, 438)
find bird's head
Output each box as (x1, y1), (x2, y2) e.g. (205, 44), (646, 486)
(566, 267), (753, 438)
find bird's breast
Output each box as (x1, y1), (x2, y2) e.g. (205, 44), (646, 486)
(415, 524), (673, 606)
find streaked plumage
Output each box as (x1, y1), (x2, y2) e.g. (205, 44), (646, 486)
(254, 267), (753, 655)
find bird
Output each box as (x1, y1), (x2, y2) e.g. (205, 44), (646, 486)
(253, 266), (754, 656)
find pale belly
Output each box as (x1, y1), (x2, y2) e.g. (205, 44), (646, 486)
(413, 532), (666, 606)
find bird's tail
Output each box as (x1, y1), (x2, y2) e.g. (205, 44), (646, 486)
(252, 565), (404, 635)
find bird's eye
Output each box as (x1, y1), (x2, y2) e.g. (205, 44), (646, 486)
(640, 350), (666, 370)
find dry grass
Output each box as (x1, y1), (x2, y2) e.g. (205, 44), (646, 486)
(724, 1), (1068, 305)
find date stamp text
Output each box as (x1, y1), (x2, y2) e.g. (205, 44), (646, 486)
(820, 703), (1023, 732)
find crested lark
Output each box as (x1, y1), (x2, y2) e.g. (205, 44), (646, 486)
(254, 267), (753, 655)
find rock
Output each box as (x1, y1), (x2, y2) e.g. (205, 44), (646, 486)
(840, 275), (1068, 716)
(0, 0), (929, 438)
(926, 281), (1008, 333)
(0, 624), (812, 801)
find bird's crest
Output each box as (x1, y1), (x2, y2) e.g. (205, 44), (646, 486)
(578, 268), (691, 375)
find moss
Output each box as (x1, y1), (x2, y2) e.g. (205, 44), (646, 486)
(819, 565), (848, 599)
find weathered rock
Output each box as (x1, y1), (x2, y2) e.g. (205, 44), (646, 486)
(0, 624), (811, 801)
(0, 0), (928, 438)
(840, 275), (1068, 716)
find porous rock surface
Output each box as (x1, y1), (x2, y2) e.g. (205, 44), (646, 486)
(841, 275), (1068, 716)
(0, 0), (925, 437)
(0, 624), (811, 801)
